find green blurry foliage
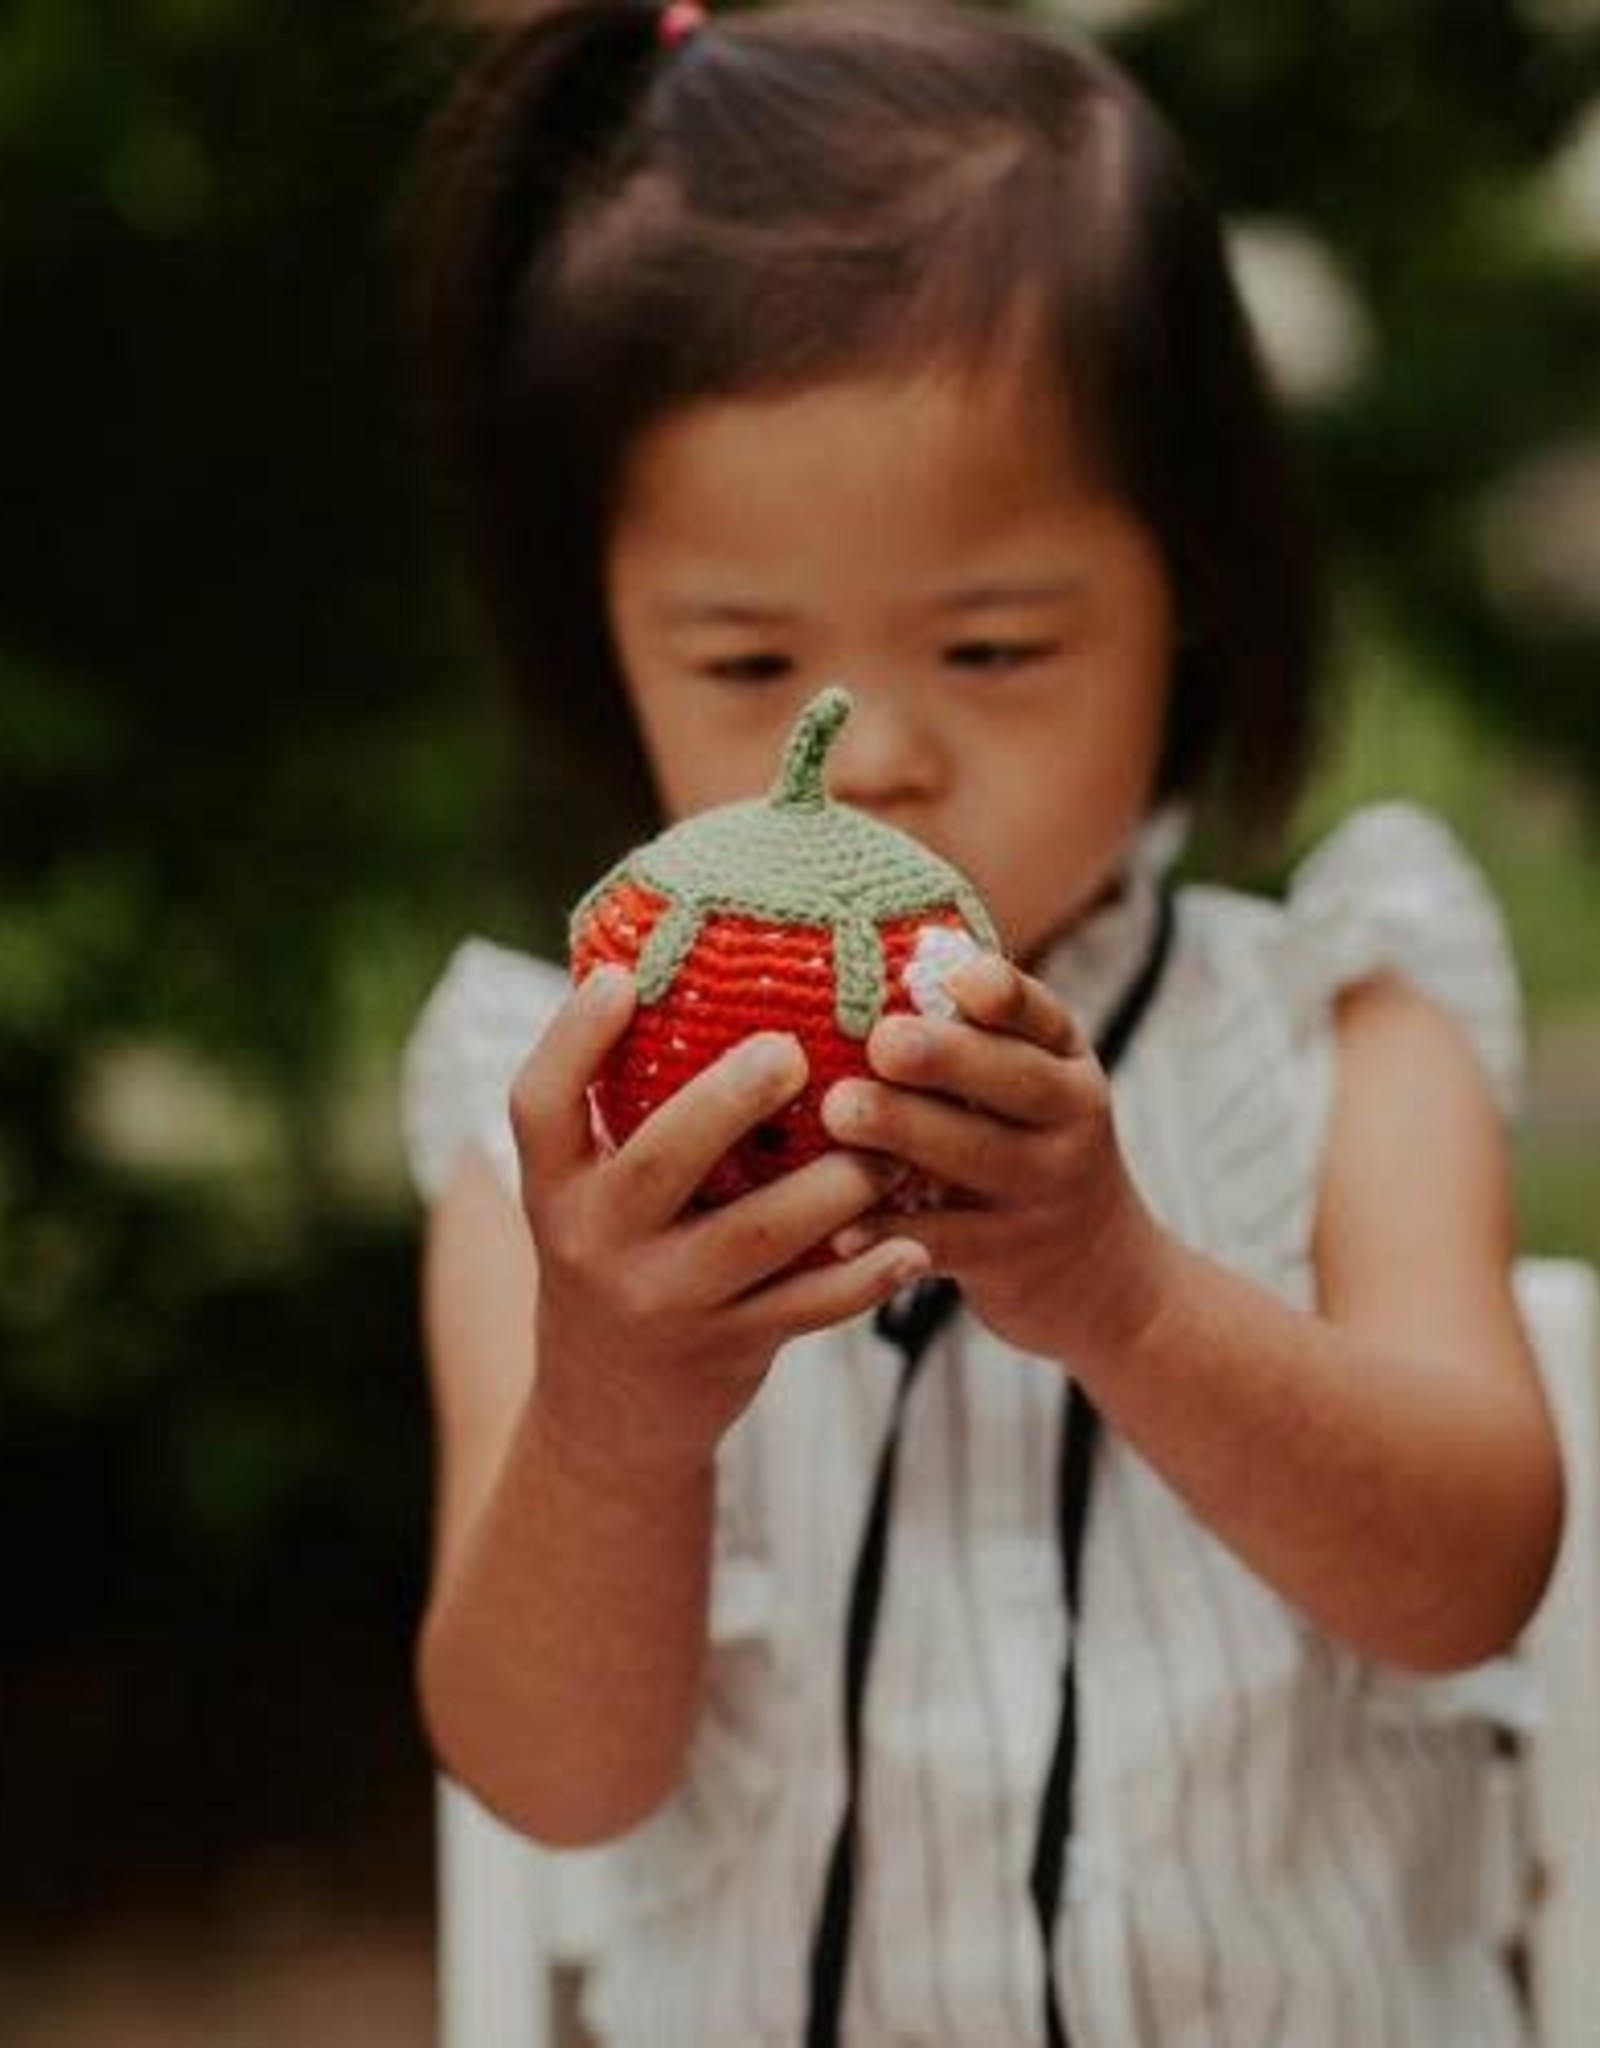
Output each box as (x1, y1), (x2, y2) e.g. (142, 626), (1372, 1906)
(0, 0), (485, 1639)
(1116, 0), (1600, 778)
(1, 0), (1597, 1636)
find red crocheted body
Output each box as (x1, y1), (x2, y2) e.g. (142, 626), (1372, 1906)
(572, 876), (972, 1205)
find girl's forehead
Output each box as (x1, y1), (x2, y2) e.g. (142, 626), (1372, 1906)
(604, 367), (1162, 633)
(613, 359), (1104, 531)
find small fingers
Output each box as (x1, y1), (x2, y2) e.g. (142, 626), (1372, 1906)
(822, 1077), (1029, 1200)
(606, 1032), (809, 1232)
(685, 1149), (910, 1299)
(831, 1206), (1001, 1272)
(732, 1235), (934, 1343)
(867, 1012), (1079, 1128)
(510, 966), (637, 1184)
(944, 956), (1085, 1056)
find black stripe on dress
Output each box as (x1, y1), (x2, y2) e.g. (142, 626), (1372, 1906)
(806, 889), (1177, 2048)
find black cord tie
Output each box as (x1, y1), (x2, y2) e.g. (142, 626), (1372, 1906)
(805, 888), (1177, 2048)
(804, 1272), (957, 2048)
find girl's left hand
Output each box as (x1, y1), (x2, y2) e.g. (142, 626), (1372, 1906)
(821, 954), (1170, 1363)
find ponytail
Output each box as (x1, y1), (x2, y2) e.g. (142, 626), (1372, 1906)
(414, 12), (660, 566)
(408, 3), (675, 869)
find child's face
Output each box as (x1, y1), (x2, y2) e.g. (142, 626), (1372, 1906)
(605, 363), (1175, 964)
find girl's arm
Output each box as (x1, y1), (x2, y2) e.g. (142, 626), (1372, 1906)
(417, 1150), (716, 1848)
(1077, 975), (1562, 1672)
(416, 970), (928, 1848)
(828, 961), (1563, 1673)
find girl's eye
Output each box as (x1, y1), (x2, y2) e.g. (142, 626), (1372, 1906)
(944, 639), (1058, 674)
(705, 652), (794, 685)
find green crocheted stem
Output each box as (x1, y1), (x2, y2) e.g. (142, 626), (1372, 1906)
(772, 686), (852, 810)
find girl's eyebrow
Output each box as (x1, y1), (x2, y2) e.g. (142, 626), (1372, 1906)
(654, 598), (801, 628)
(655, 582), (1084, 628)
(926, 579), (1085, 614)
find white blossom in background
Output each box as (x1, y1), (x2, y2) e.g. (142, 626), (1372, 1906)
(1226, 217), (1375, 407)
(1545, 97), (1600, 256)
(1024, 0), (1187, 34)
(74, 1040), (406, 1201)
(75, 1043), (276, 1179)
(1478, 441), (1600, 634)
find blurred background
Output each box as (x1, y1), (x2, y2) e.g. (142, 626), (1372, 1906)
(2, 0), (1597, 2039)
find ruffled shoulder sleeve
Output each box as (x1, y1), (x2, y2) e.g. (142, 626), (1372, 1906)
(1277, 803), (1524, 1115)
(399, 938), (571, 1202)
(1156, 804), (1524, 1296)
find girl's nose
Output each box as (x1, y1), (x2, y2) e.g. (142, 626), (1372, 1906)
(824, 687), (944, 813)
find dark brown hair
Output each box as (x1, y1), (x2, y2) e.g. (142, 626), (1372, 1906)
(412, 0), (1326, 877)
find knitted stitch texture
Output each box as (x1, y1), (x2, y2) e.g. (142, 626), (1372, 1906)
(569, 687), (1001, 1204)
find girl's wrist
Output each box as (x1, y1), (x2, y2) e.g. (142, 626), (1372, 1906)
(523, 1351), (719, 1505)
(1063, 1186), (1184, 1379)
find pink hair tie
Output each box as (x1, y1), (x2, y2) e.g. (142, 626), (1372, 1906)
(659, 0), (707, 50)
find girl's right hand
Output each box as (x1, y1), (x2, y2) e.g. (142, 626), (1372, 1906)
(510, 965), (931, 1485)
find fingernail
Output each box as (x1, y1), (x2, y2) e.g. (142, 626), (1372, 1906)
(740, 1032), (804, 1085)
(875, 1017), (929, 1067)
(823, 1081), (867, 1134)
(579, 963), (630, 1007)
(953, 955), (1008, 1001)
(833, 1224), (874, 1260)
(886, 1244), (932, 1288)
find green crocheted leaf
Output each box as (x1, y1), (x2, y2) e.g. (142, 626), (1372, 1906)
(833, 915), (887, 1038)
(634, 899), (701, 1003)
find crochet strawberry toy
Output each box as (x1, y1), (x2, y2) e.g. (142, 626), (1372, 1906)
(569, 686), (1002, 1206)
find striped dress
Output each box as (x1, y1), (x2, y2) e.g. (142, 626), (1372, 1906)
(402, 802), (1533, 2048)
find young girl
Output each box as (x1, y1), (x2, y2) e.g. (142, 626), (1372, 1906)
(401, 4), (1564, 2042)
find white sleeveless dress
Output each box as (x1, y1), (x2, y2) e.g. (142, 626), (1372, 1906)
(403, 803), (1532, 2048)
